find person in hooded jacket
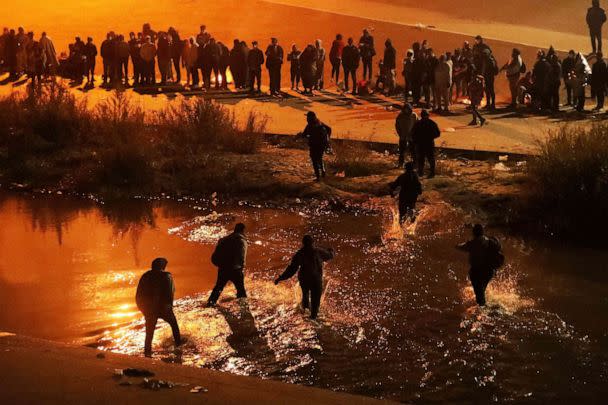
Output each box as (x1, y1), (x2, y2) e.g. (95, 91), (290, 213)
(300, 111), (331, 180)
(274, 235), (335, 320)
(587, 0), (607, 54)
(390, 162), (422, 223)
(136, 257), (182, 357)
(592, 52), (608, 110)
(300, 44), (317, 95)
(207, 223), (248, 306)
(532, 50), (551, 110)
(411, 109), (440, 177)
(229, 39), (243, 88)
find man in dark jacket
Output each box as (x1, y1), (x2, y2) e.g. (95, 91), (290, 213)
(456, 224), (503, 306)
(266, 37), (284, 96)
(300, 111), (331, 181)
(532, 50), (551, 110)
(587, 0), (607, 54)
(390, 162), (422, 223)
(342, 37), (360, 94)
(481, 49), (498, 110)
(168, 27), (182, 83)
(248, 41), (264, 93)
(411, 109), (440, 178)
(100, 32), (114, 86)
(84, 37), (97, 85)
(592, 52), (608, 110)
(218, 41), (230, 89)
(207, 223), (248, 307)
(562, 50), (576, 106)
(359, 29), (375, 81)
(230, 39), (243, 88)
(274, 235), (335, 319)
(136, 257), (182, 357)
(128, 32), (141, 86)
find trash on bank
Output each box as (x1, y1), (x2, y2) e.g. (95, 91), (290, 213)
(499, 155), (509, 162)
(121, 368), (155, 377)
(493, 163), (510, 172)
(141, 378), (174, 390)
(190, 386), (208, 394)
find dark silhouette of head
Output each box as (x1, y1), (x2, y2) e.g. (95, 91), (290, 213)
(234, 223), (246, 234)
(473, 224), (484, 238)
(421, 109), (430, 118)
(347, 37), (354, 45)
(151, 257), (168, 272)
(403, 102), (413, 112)
(302, 235), (314, 248)
(593, 0), (600, 8)
(306, 111), (317, 124)
(336, 34), (343, 40)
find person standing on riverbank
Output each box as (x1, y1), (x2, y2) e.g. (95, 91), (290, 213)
(456, 224), (504, 307)
(248, 41), (264, 94)
(136, 257), (182, 357)
(329, 34), (344, 84)
(266, 37), (284, 96)
(274, 235), (335, 320)
(342, 37), (360, 94)
(395, 103), (418, 167)
(390, 162), (422, 224)
(587, 0), (607, 54)
(300, 111), (331, 181)
(411, 109), (440, 178)
(359, 29), (375, 81)
(207, 223), (248, 307)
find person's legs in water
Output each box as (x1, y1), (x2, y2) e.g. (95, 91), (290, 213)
(398, 138), (408, 167)
(310, 151), (325, 180)
(426, 147), (436, 178)
(207, 271), (230, 306)
(301, 283), (311, 310)
(469, 268), (494, 306)
(144, 315), (158, 356)
(231, 269), (247, 298)
(309, 279), (323, 319)
(160, 309), (182, 347)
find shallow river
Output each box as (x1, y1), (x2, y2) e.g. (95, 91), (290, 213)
(0, 191), (606, 403)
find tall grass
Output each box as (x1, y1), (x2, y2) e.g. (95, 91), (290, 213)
(525, 124), (608, 239)
(0, 83), (267, 196)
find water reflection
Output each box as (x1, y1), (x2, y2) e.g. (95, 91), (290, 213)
(0, 191), (607, 402)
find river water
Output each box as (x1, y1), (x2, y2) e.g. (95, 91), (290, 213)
(0, 191), (606, 403)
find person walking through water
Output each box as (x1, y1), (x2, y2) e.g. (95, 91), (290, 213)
(300, 111), (331, 181)
(587, 0), (607, 54)
(411, 109), (440, 178)
(390, 162), (422, 224)
(274, 235), (335, 320)
(207, 223), (248, 307)
(136, 258), (182, 357)
(395, 103), (418, 168)
(456, 224), (504, 306)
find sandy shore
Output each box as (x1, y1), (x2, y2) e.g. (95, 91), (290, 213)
(0, 332), (390, 404)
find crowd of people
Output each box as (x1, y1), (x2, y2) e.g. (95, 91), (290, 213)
(0, 0), (603, 111)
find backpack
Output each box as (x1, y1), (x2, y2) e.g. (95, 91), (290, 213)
(486, 236), (505, 270)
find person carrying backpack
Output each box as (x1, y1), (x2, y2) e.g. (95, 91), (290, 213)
(390, 162), (422, 223)
(456, 224), (504, 306)
(481, 49), (498, 110)
(207, 223), (248, 307)
(135, 257), (182, 357)
(300, 111), (331, 181)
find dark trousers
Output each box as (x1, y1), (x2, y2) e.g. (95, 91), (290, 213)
(268, 65), (281, 94)
(398, 198), (417, 223)
(102, 59), (112, 83)
(577, 94), (586, 112)
(471, 104), (484, 123)
(398, 137), (414, 167)
(219, 66), (228, 88)
(343, 67), (357, 93)
(596, 87), (605, 109)
(416, 145), (435, 177)
(132, 60), (141, 84)
(290, 66), (300, 87)
(249, 68), (261, 92)
(484, 75), (496, 108)
(120, 58), (128, 83)
(300, 278), (323, 319)
(331, 58), (341, 82)
(172, 56), (181, 82)
(208, 268), (247, 305)
(144, 309), (181, 355)
(86, 62), (95, 82)
(469, 267), (494, 306)
(362, 57), (373, 81)
(565, 83), (573, 105)
(190, 66), (199, 86)
(310, 150), (325, 179)
(591, 28), (603, 54)
(412, 79), (422, 104)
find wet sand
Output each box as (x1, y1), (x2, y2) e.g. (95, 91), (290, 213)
(0, 333), (388, 404)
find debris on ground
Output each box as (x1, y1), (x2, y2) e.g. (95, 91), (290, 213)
(113, 368), (155, 377)
(493, 162), (510, 172)
(96, 352), (105, 359)
(140, 378), (175, 390)
(190, 386), (208, 394)
(499, 155), (509, 162)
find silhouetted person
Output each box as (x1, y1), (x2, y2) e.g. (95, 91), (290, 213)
(274, 235), (335, 320)
(359, 29), (375, 81)
(342, 37), (360, 94)
(116, 34), (129, 85)
(288, 44), (301, 91)
(456, 224), (504, 306)
(128, 32), (141, 86)
(314, 39), (326, 90)
(136, 257), (182, 357)
(411, 109), (440, 178)
(395, 103), (418, 167)
(140, 35), (156, 85)
(532, 50), (551, 110)
(588, 0), (607, 54)
(229, 39), (243, 88)
(390, 162), (422, 223)
(300, 111), (331, 181)
(592, 52), (608, 110)
(218, 41), (230, 89)
(481, 49), (498, 110)
(100, 32), (114, 86)
(562, 50), (576, 106)
(502, 48), (524, 108)
(300, 44), (317, 95)
(84, 37), (97, 85)
(157, 32), (171, 85)
(266, 37), (284, 96)
(468, 71), (487, 126)
(329, 34), (344, 83)
(168, 27), (182, 83)
(207, 223), (248, 306)
(547, 52), (562, 112)
(248, 41), (264, 94)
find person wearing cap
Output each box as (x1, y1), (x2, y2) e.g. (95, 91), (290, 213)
(456, 224), (503, 306)
(300, 111), (332, 181)
(395, 103), (418, 167)
(208, 223), (248, 306)
(410, 109), (440, 178)
(390, 162), (422, 224)
(136, 257), (182, 357)
(274, 235), (335, 320)
(265, 37), (284, 96)
(247, 40), (264, 94)
(587, 0), (607, 54)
